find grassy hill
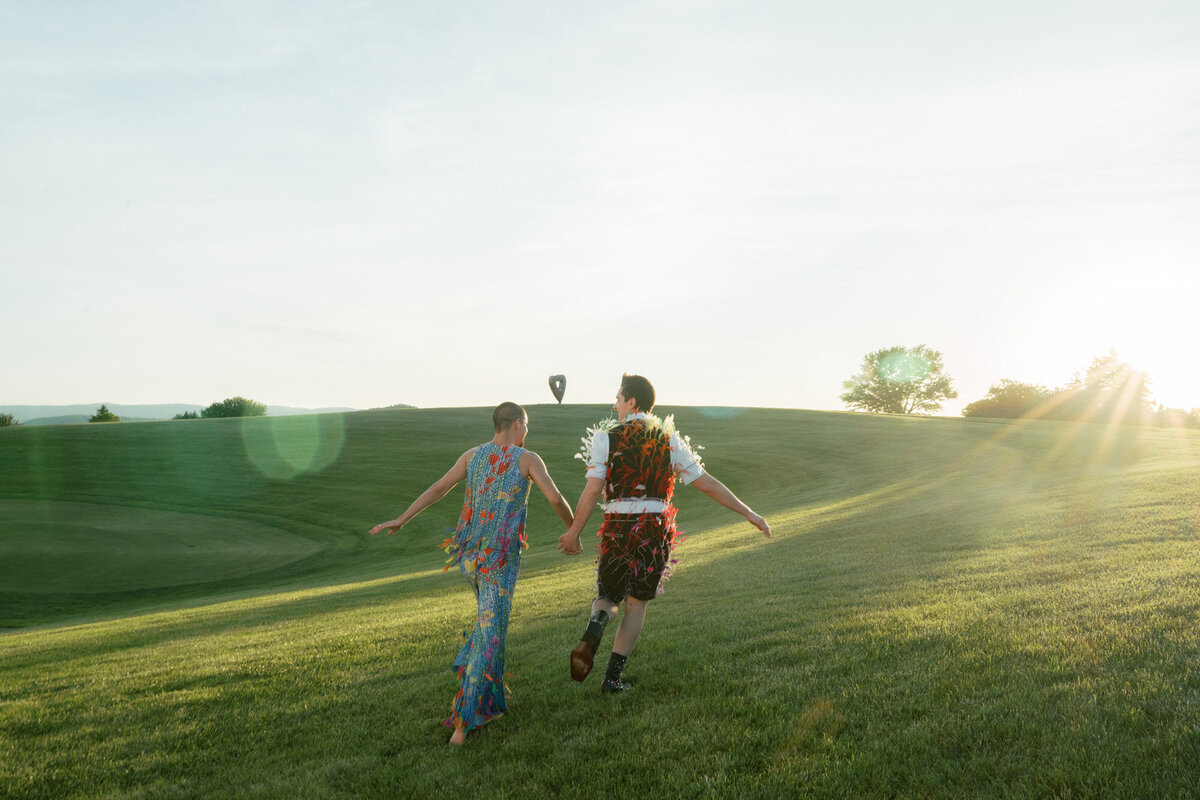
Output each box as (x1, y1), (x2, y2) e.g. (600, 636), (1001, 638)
(2, 406), (1199, 798)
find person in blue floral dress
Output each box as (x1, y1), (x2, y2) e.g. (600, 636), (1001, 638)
(371, 402), (575, 744)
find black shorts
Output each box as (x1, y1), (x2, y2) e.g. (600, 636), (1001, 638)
(596, 513), (673, 602)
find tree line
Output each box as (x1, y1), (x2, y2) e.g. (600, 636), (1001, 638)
(841, 345), (1199, 428)
(5, 363), (1194, 429)
(961, 351), (1198, 428)
(70, 397), (269, 424)
(176, 397), (267, 420)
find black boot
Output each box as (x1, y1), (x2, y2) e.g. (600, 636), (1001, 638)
(570, 610), (610, 682)
(601, 652), (631, 694)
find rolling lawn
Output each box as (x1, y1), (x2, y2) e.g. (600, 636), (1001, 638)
(2, 406), (1199, 798)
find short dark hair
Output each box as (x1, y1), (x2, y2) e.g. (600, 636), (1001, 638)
(620, 374), (655, 412)
(492, 402), (526, 432)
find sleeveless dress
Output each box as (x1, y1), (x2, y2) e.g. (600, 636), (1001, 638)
(439, 442), (530, 732)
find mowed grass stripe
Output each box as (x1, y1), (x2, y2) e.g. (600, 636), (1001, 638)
(2, 407), (1200, 797)
(0, 500), (323, 594)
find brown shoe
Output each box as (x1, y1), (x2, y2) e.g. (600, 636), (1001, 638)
(570, 641), (594, 682)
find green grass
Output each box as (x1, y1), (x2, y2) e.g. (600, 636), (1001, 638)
(2, 406), (1200, 798)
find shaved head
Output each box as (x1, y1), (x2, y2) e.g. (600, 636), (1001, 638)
(492, 402), (526, 432)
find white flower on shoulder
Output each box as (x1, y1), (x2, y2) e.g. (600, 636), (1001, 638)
(661, 414), (705, 470)
(574, 416), (620, 462)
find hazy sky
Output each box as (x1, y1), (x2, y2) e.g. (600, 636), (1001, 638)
(4, 1), (1198, 415)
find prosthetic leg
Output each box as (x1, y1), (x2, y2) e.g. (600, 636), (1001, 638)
(570, 609), (611, 681)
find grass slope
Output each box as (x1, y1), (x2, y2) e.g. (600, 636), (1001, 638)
(2, 406), (1200, 798)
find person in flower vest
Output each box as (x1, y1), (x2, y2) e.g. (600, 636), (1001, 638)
(557, 374), (772, 693)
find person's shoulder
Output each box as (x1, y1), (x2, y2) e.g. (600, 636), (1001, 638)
(517, 447), (544, 476)
(468, 442), (497, 457)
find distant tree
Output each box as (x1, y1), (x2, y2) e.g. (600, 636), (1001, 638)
(173, 411), (200, 420)
(962, 380), (1054, 419)
(1049, 351), (1153, 426)
(840, 345), (958, 415)
(89, 404), (122, 423)
(0, 412), (19, 427)
(201, 397), (267, 419)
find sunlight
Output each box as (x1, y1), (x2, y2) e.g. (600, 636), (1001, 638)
(1021, 365), (1151, 471)
(1116, 342), (1200, 414)
(1092, 367), (1151, 466)
(1025, 259), (1200, 417)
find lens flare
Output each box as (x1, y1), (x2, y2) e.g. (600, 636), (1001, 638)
(698, 406), (747, 419)
(878, 351), (930, 383)
(241, 414), (346, 480)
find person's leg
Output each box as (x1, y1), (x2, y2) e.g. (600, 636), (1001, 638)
(601, 597), (646, 693)
(592, 596), (618, 618)
(449, 568), (514, 742)
(611, 596), (646, 656)
(447, 569), (479, 743)
(571, 595), (619, 681)
(572, 532), (629, 681)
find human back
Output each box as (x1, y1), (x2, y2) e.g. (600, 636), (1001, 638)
(604, 418), (674, 505)
(448, 441), (531, 574)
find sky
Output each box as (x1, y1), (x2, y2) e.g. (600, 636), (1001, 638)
(3, 1), (1198, 416)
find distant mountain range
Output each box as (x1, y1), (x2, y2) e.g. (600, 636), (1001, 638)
(0, 403), (361, 426)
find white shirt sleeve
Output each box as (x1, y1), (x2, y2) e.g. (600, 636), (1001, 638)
(669, 431), (705, 485)
(585, 431), (609, 480)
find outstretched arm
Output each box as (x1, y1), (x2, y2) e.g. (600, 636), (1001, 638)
(369, 449), (473, 536)
(523, 451), (575, 528)
(689, 473), (771, 538)
(558, 476), (603, 554)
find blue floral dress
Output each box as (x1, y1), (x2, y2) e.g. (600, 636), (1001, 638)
(440, 443), (530, 731)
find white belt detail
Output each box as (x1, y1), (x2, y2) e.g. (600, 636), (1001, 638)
(603, 499), (668, 514)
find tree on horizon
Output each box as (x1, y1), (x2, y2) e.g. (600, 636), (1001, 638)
(840, 345), (958, 415)
(88, 405), (121, 423)
(960, 351), (1162, 427)
(1056, 350), (1153, 426)
(201, 397), (267, 419)
(962, 379), (1054, 420)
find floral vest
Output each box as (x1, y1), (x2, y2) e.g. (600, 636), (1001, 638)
(603, 419), (676, 505)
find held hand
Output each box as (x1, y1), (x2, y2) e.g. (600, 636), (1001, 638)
(369, 519), (404, 536)
(747, 513), (771, 539)
(557, 531), (583, 555)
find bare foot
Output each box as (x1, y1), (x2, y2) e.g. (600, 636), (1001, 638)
(449, 724), (467, 745)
